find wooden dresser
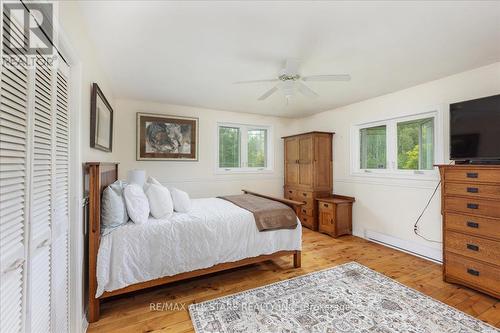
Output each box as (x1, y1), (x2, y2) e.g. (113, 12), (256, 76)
(282, 132), (333, 230)
(437, 164), (500, 299)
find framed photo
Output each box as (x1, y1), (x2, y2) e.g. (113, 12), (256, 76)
(90, 83), (113, 152)
(137, 113), (198, 161)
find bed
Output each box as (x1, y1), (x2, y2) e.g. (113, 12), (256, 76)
(85, 163), (303, 323)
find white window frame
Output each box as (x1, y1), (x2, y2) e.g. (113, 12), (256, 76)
(351, 109), (443, 180)
(216, 122), (274, 174)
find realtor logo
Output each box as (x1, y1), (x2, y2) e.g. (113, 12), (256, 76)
(2, 1), (57, 67)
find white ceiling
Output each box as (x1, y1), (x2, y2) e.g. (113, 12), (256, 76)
(77, 1), (500, 118)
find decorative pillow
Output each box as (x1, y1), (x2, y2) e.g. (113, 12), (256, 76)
(170, 187), (192, 213)
(145, 183), (174, 219)
(101, 180), (129, 234)
(123, 184), (150, 224)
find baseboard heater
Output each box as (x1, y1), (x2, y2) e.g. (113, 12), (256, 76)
(364, 230), (443, 264)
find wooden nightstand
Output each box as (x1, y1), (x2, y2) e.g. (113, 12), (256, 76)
(316, 195), (355, 238)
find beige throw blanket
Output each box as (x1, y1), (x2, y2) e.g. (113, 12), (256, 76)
(218, 194), (298, 231)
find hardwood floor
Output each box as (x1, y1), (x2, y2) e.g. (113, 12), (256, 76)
(87, 229), (500, 332)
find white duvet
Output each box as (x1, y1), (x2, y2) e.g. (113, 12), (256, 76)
(96, 198), (302, 297)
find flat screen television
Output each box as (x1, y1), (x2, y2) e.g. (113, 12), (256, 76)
(450, 94), (500, 162)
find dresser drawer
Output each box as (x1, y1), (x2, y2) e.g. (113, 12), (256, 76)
(445, 231), (500, 266)
(445, 212), (500, 241)
(444, 197), (500, 218)
(445, 252), (500, 297)
(445, 182), (500, 200)
(445, 168), (500, 184)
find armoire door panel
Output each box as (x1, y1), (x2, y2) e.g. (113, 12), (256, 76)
(284, 138), (299, 186)
(298, 136), (313, 187)
(314, 135), (332, 189)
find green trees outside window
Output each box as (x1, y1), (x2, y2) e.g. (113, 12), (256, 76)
(397, 118), (434, 170)
(360, 125), (387, 169)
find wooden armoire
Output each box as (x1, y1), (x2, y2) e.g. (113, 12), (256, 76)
(282, 132), (333, 230)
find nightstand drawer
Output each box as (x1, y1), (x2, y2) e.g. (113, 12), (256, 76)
(445, 213), (500, 241)
(445, 168), (500, 184)
(445, 182), (500, 200)
(445, 231), (500, 266)
(445, 252), (500, 298)
(444, 197), (500, 218)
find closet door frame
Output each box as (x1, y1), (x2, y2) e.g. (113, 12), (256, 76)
(53, 26), (85, 333)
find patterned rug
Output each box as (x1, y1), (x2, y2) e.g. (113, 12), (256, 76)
(189, 262), (498, 333)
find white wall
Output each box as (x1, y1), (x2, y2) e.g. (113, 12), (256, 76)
(113, 99), (293, 197)
(285, 62), (500, 258)
(57, 3), (116, 333)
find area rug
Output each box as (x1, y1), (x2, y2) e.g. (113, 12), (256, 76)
(189, 262), (498, 333)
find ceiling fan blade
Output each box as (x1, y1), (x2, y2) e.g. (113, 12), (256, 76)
(302, 74), (351, 82)
(258, 85), (279, 100)
(233, 79), (278, 84)
(297, 82), (318, 98)
(284, 59), (299, 75)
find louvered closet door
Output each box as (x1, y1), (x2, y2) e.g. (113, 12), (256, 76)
(0, 11), (30, 333)
(51, 63), (70, 333)
(28, 55), (54, 333)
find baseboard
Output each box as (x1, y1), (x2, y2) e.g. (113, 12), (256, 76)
(360, 229), (442, 263)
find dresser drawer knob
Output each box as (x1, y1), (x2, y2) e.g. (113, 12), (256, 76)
(323, 203), (329, 208)
(467, 203), (479, 209)
(466, 172), (478, 178)
(467, 268), (480, 276)
(466, 221), (479, 228)
(302, 193), (307, 197)
(466, 187), (479, 193)
(466, 244), (479, 251)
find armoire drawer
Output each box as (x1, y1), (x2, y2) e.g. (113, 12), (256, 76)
(296, 190), (313, 200)
(445, 182), (500, 200)
(445, 168), (500, 184)
(284, 188), (297, 200)
(445, 231), (500, 266)
(445, 252), (500, 298)
(299, 206), (313, 216)
(445, 212), (500, 241)
(444, 196), (500, 218)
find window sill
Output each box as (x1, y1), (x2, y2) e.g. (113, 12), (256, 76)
(215, 168), (274, 175)
(351, 169), (439, 181)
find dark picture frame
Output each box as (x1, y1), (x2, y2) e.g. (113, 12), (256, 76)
(136, 112), (199, 161)
(90, 83), (113, 152)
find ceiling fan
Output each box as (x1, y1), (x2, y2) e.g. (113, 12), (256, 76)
(234, 59), (351, 103)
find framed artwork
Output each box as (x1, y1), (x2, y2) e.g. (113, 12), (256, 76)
(136, 112), (198, 161)
(90, 83), (113, 152)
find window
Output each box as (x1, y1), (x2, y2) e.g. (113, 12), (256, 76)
(397, 118), (434, 170)
(217, 123), (272, 173)
(360, 125), (387, 169)
(353, 112), (439, 177)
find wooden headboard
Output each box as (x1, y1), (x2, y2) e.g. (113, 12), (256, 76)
(84, 162), (118, 322)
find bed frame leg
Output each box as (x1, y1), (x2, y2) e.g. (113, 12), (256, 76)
(294, 251), (301, 268)
(88, 298), (100, 323)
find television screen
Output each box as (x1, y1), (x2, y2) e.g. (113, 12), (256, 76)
(450, 94), (500, 160)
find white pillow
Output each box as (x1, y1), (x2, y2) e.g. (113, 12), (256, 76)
(101, 180), (128, 234)
(144, 176), (162, 188)
(123, 184), (150, 224)
(170, 187), (192, 213)
(145, 183), (174, 219)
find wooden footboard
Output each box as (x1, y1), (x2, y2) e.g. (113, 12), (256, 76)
(85, 166), (302, 323)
